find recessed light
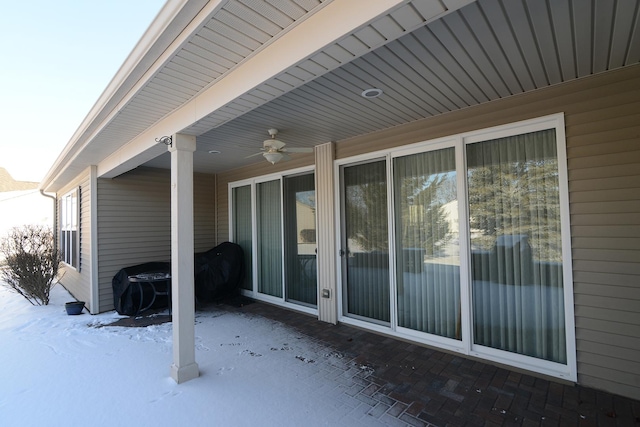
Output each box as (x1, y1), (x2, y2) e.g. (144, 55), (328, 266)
(361, 88), (383, 98)
(208, 150), (221, 154)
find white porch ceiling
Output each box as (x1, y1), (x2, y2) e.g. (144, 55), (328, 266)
(42, 0), (640, 190)
(149, 0), (640, 173)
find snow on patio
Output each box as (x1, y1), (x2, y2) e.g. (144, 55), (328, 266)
(0, 284), (377, 427)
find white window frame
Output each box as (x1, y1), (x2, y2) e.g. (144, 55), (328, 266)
(60, 188), (79, 270)
(462, 114), (575, 381)
(333, 113), (576, 381)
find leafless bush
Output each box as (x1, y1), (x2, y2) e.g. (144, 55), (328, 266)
(0, 225), (60, 305)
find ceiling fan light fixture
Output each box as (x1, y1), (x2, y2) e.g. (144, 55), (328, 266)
(263, 151), (284, 164)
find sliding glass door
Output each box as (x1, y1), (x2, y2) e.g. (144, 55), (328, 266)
(231, 185), (252, 290)
(283, 174), (317, 306)
(336, 115), (573, 379)
(341, 160), (390, 324)
(393, 147), (461, 340)
(230, 170), (317, 310)
(256, 180), (282, 298)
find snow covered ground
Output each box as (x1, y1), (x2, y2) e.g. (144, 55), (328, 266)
(0, 284), (375, 427)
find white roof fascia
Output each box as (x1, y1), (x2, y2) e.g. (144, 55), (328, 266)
(97, 0), (411, 179)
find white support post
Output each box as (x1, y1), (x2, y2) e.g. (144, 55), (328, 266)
(168, 133), (199, 383)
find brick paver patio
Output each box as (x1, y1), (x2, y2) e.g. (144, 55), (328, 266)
(219, 300), (640, 427)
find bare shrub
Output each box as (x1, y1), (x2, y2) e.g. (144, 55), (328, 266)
(0, 225), (60, 305)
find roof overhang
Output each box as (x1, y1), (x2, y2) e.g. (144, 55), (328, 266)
(41, 0), (640, 192)
(41, 0), (211, 191)
(40, 0), (475, 192)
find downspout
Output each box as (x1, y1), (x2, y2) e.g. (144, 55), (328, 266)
(89, 166), (99, 314)
(39, 190), (57, 249)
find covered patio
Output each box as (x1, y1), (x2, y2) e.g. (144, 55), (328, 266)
(205, 299), (640, 426)
(41, 0), (640, 402)
(105, 297), (640, 425)
(3, 282), (639, 426)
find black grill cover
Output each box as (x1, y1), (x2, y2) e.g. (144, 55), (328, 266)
(111, 243), (244, 315)
(194, 242), (244, 303)
(112, 261), (171, 316)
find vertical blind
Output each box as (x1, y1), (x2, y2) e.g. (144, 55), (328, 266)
(257, 180), (282, 298)
(393, 148), (461, 339)
(232, 185), (253, 291)
(342, 160), (390, 323)
(467, 129), (566, 363)
(231, 123), (567, 368)
(283, 173), (317, 306)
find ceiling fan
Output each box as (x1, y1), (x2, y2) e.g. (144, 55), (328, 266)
(246, 129), (313, 164)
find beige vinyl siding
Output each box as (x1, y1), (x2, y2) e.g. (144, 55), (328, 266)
(57, 170), (92, 308)
(215, 64), (640, 399)
(194, 172), (217, 252)
(97, 167), (216, 313)
(566, 75), (640, 398)
(216, 178), (228, 245)
(315, 143), (337, 324)
(97, 168), (170, 313)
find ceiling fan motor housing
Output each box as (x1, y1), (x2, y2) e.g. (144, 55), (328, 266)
(263, 138), (286, 151)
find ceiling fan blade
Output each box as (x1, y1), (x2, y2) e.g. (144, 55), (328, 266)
(282, 147), (313, 153)
(245, 151), (265, 158)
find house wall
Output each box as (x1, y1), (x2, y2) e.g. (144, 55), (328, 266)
(216, 64), (640, 400)
(57, 169), (93, 309)
(194, 172), (217, 251)
(97, 167), (216, 313)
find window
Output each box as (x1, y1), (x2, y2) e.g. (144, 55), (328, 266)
(60, 189), (79, 269)
(231, 185), (252, 290)
(257, 180), (283, 298)
(394, 147), (460, 339)
(341, 160), (390, 324)
(283, 173), (317, 307)
(467, 129), (566, 363)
